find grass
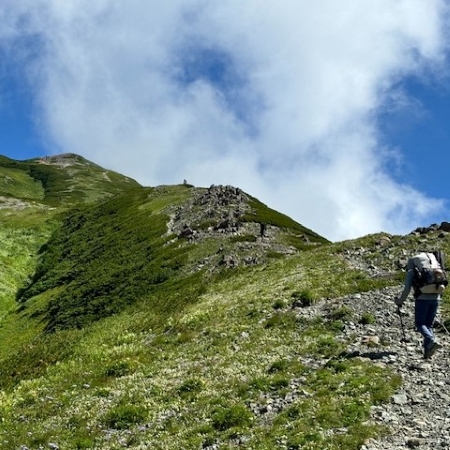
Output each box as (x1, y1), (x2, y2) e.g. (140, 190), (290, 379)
(0, 165), (45, 200)
(0, 247), (405, 449)
(291, 289), (317, 307)
(243, 197), (329, 245)
(1, 153), (140, 206)
(1, 152), (444, 449)
(0, 208), (57, 321)
(17, 186), (201, 331)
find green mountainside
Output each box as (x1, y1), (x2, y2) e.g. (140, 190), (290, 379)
(0, 153), (448, 449)
(0, 153), (140, 206)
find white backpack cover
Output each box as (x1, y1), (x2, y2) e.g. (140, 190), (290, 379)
(411, 252), (447, 294)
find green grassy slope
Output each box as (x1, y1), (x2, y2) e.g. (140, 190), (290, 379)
(0, 165), (44, 201)
(18, 185), (205, 332)
(15, 184), (329, 333)
(244, 197), (327, 250)
(0, 209), (55, 315)
(0, 237), (404, 449)
(1, 152), (447, 449)
(0, 153), (140, 205)
(0, 152), (145, 384)
(0, 152), (142, 320)
(0, 151), (141, 315)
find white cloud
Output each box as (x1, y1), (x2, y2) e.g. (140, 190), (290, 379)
(0, 0), (449, 240)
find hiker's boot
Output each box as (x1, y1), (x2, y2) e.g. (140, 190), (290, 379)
(424, 341), (441, 359)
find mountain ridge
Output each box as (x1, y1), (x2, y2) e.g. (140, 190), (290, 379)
(0, 152), (448, 449)
(0, 152), (140, 206)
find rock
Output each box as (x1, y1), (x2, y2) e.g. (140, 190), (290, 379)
(406, 438), (424, 448)
(219, 255), (238, 268)
(392, 394), (408, 405)
(440, 221), (450, 232)
(377, 236), (391, 246)
(362, 335), (380, 346)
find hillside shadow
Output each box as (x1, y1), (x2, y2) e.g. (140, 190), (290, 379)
(338, 350), (399, 361)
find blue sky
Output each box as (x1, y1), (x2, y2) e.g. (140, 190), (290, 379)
(0, 73), (38, 160)
(379, 76), (450, 195)
(1, 1), (450, 241)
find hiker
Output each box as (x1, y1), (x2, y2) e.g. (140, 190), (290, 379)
(395, 252), (447, 359)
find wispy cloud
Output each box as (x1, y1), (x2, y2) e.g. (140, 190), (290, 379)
(1, 0), (449, 240)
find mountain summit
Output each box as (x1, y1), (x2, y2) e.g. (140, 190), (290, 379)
(0, 152), (140, 206)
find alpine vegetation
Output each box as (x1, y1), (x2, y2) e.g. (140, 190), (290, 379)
(0, 153), (448, 449)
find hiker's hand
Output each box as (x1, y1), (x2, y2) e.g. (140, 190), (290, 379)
(394, 296), (403, 307)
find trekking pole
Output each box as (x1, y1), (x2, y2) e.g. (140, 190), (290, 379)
(397, 306), (408, 344)
(436, 314), (450, 336)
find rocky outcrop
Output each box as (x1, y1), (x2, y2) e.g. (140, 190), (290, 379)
(337, 225), (450, 281)
(36, 153), (87, 168)
(411, 222), (450, 235)
(169, 185), (250, 238)
(167, 185), (299, 271)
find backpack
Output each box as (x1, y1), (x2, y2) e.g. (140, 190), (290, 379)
(411, 251), (448, 295)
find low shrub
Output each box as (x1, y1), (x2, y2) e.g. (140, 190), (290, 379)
(104, 361), (132, 378)
(291, 289), (316, 307)
(272, 299), (285, 310)
(177, 378), (204, 397)
(329, 305), (352, 321)
(264, 312), (297, 329)
(211, 404), (253, 431)
(103, 403), (147, 430)
(360, 312), (376, 325)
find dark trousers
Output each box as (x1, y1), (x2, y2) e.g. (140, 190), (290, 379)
(415, 299), (439, 348)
